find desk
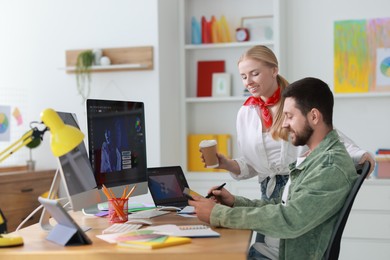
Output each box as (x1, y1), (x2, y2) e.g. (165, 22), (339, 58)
(2, 211), (252, 260)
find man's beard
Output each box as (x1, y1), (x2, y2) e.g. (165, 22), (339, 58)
(291, 121), (313, 146)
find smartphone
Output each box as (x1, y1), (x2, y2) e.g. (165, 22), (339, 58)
(183, 187), (202, 200)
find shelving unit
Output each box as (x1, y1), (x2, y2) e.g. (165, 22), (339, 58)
(64, 46), (153, 73)
(179, 0), (285, 174)
(334, 92), (390, 99)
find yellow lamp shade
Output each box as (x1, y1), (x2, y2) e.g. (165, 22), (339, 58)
(40, 108), (84, 157)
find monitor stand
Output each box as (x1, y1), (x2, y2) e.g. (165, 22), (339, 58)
(81, 205), (100, 216)
(39, 166), (64, 231)
(39, 158), (92, 231)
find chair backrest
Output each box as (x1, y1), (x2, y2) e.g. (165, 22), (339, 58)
(0, 208), (7, 233)
(323, 161), (371, 260)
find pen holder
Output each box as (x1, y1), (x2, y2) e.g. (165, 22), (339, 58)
(108, 198), (128, 223)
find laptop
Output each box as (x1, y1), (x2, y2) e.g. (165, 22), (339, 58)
(147, 166), (191, 209)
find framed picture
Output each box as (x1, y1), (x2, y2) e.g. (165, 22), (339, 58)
(212, 73), (231, 97)
(241, 15), (273, 42)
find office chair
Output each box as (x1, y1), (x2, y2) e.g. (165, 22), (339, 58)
(323, 161), (371, 260)
(0, 209), (7, 233)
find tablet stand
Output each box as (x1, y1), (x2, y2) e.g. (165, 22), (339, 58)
(46, 222), (90, 246)
(38, 197), (92, 246)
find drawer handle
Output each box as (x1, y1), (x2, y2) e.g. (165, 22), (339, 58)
(20, 188), (34, 193)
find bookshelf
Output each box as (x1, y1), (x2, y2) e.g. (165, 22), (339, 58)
(179, 0), (285, 173)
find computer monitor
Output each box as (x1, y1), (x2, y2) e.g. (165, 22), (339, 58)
(86, 99), (148, 199)
(56, 112), (102, 211)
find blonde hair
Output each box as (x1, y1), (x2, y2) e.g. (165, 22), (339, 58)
(238, 45), (289, 141)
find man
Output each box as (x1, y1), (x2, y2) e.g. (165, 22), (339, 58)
(189, 77), (358, 259)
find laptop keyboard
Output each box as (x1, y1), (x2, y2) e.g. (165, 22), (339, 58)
(128, 209), (170, 219)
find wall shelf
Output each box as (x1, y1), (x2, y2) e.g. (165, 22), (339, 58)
(186, 96), (247, 103)
(64, 46), (153, 73)
(334, 92), (390, 99)
(61, 63), (148, 72)
(185, 40), (274, 50)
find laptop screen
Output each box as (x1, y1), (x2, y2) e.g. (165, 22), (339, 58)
(147, 166), (190, 208)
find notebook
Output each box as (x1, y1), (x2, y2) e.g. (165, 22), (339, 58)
(147, 166), (191, 209)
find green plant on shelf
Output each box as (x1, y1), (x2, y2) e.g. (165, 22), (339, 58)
(75, 50), (94, 102)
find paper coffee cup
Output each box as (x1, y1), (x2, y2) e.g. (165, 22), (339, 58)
(199, 139), (219, 168)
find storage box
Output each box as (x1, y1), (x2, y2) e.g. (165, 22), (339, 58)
(187, 134), (231, 172)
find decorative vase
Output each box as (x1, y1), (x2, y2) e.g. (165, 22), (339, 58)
(100, 56), (111, 66)
(93, 49), (103, 65)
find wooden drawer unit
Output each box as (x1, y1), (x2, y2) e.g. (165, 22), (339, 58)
(0, 169), (55, 232)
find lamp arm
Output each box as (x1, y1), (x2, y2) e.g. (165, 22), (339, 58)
(0, 129), (34, 163)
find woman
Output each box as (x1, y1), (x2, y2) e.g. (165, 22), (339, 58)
(211, 45), (375, 259)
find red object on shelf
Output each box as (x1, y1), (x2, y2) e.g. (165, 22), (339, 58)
(201, 16), (212, 44)
(197, 60), (225, 97)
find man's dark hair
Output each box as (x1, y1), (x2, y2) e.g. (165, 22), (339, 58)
(282, 77), (334, 126)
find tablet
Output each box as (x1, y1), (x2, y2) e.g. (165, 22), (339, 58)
(38, 197), (92, 246)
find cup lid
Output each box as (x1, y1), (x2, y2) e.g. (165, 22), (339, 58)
(199, 139), (217, 148)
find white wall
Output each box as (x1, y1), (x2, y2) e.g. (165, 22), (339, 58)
(1, 0), (389, 169)
(0, 0), (165, 169)
(285, 0), (390, 154)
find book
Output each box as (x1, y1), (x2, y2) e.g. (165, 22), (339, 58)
(376, 148), (390, 155)
(191, 16), (201, 44)
(201, 16), (212, 43)
(197, 60), (225, 97)
(145, 224), (220, 238)
(97, 229), (160, 244)
(117, 236), (191, 249)
(219, 15), (232, 42)
(115, 230), (166, 242)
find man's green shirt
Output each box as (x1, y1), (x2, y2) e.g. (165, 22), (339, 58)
(210, 130), (357, 259)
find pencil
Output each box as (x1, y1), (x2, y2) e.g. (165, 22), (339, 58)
(121, 185), (129, 199)
(102, 184), (112, 199)
(125, 184), (137, 199)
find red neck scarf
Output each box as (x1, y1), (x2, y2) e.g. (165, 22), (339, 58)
(243, 87), (281, 129)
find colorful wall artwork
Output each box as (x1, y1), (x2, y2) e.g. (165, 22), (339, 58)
(334, 17), (390, 93)
(0, 105), (11, 141)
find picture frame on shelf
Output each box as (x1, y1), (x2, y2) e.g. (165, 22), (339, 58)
(212, 73), (231, 97)
(241, 15), (273, 42)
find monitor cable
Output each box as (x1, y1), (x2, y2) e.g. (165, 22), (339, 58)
(15, 200), (70, 232)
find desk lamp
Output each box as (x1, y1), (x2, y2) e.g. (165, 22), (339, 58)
(0, 108), (85, 236)
(0, 108), (84, 163)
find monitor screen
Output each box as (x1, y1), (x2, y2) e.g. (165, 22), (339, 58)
(86, 99), (148, 198)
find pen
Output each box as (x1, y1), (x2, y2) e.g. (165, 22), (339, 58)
(205, 183), (226, 198)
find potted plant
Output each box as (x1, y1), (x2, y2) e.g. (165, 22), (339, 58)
(75, 50), (94, 102)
